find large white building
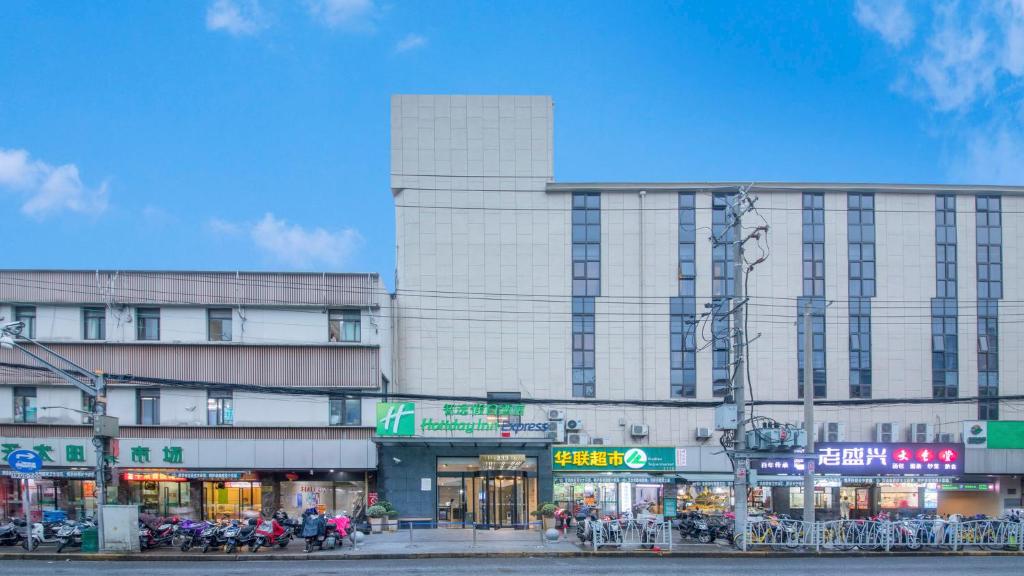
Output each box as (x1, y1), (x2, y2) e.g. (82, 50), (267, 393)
(381, 94), (1024, 526)
(1, 270), (389, 520)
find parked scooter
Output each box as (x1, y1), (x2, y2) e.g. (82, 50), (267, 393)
(56, 519), (95, 553)
(0, 518), (37, 550)
(250, 518), (287, 552)
(223, 519), (257, 554)
(301, 509), (329, 553)
(178, 519), (211, 552)
(199, 521), (230, 553)
(139, 518), (178, 550)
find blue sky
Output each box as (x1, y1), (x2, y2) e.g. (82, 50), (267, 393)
(1, 1), (1022, 285)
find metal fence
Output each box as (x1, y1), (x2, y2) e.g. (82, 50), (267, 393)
(590, 517), (673, 551)
(739, 518), (1024, 552)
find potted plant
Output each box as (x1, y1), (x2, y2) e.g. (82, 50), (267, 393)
(375, 500), (399, 531)
(533, 502), (557, 530)
(367, 505), (388, 533)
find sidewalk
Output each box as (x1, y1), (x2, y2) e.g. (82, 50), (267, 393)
(1, 528), (1021, 560)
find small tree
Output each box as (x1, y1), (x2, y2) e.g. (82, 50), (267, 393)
(533, 502), (557, 518)
(367, 505), (388, 519)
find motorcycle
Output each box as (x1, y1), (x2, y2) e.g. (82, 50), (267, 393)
(250, 518), (287, 552)
(224, 519), (257, 554)
(0, 518), (37, 550)
(199, 521), (229, 553)
(139, 518), (178, 550)
(56, 519), (95, 553)
(178, 519), (211, 552)
(301, 510), (328, 553)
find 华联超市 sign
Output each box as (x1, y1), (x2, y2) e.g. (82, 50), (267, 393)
(552, 447), (675, 471)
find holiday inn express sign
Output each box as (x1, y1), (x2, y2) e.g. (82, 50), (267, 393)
(375, 402), (551, 437)
(552, 447), (676, 472)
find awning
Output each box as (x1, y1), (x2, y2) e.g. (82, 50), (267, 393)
(1, 469), (94, 479)
(554, 473), (674, 484)
(676, 473), (734, 486)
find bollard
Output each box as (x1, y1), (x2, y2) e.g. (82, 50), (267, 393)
(539, 521), (544, 546)
(473, 523), (478, 547)
(409, 520), (413, 543)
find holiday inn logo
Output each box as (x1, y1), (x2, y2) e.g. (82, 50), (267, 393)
(376, 402), (416, 436)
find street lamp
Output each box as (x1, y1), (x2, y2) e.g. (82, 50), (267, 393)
(1, 321), (118, 550)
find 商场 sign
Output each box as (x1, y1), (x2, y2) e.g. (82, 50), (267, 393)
(752, 442), (963, 476)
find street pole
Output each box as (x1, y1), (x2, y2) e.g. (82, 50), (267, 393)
(802, 303), (815, 525)
(731, 193), (748, 551)
(22, 478), (31, 548)
(93, 373), (107, 550)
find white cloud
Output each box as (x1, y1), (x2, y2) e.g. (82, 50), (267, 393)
(0, 148), (108, 218)
(395, 33), (427, 53)
(209, 213), (363, 269)
(914, 3), (998, 112)
(855, 0), (915, 48)
(206, 0), (268, 36)
(951, 123), (1024, 184)
(308, 0), (377, 31)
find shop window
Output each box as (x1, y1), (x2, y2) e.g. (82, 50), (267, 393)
(207, 390), (234, 426)
(14, 306), (36, 339)
(82, 307), (105, 340)
(203, 481), (260, 520)
(135, 307), (160, 341)
(14, 386), (37, 423)
(329, 309), (361, 342)
(207, 308), (233, 342)
(788, 487), (833, 510)
(137, 388), (160, 425)
(879, 483), (922, 510)
(329, 396), (361, 426)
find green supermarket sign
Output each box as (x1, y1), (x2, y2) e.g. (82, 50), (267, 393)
(552, 446), (675, 471)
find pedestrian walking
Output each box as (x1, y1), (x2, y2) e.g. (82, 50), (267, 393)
(840, 496), (852, 520)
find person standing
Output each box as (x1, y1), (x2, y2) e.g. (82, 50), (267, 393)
(840, 496), (852, 520)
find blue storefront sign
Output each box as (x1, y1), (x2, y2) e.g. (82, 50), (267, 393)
(751, 442), (963, 476)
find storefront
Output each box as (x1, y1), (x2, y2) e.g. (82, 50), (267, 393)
(377, 438), (551, 529)
(1, 469), (99, 521)
(551, 446), (677, 520)
(753, 441), (965, 519)
(674, 474), (734, 513)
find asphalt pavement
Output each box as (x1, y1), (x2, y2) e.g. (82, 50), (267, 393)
(4, 557), (1023, 576)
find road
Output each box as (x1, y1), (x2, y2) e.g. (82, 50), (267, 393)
(4, 557), (1022, 576)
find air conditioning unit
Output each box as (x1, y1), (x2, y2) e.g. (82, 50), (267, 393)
(821, 422), (845, 442)
(567, 433), (589, 445)
(935, 432), (955, 443)
(590, 437), (606, 445)
(546, 429), (561, 442)
(566, 419), (584, 432)
(695, 427), (713, 440)
(875, 422), (899, 443)
(909, 423), (933, 443)
(548, 409), (565, 421)
(630, 424), (649, 438)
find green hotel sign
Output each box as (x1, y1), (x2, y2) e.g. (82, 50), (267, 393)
(376, 402), (416, 436)
(552, 446), (675, 472)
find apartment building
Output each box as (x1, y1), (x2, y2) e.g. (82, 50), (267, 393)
(381, 94), (1024, 527)
(1, 270), (389, 520)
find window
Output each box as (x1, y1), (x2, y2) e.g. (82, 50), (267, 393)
(848, 193), (875, 398)
(135, 307), (160, 341)
(711, 298), (731, 397)
(932, 195), (959, 399)
(329, 396), (362, 426)
(207, 390), (234, 426)
(976, 196), (1001, 420)
(671, 192), (697, 398)
(208, 308), (233, 342)
(14, 306), (35, 339)
(488, 391), (523, 424)
(799, 192), (827, 398)
(136, 388), (160, 425)
(711, 193), (735, 396)
(82, 307), (105, 340)
(329, 310), (361, 342)
(13, 387), (37, 423)
(572, 192), (600, 398)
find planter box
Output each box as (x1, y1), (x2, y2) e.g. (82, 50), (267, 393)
(542, 517), (556, 530)
(370, 518), (383, 534)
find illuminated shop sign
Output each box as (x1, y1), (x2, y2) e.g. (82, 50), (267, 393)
(752, 443), (963, 475)
(552, 447), (675, 472)
(938, 483), (996, 492)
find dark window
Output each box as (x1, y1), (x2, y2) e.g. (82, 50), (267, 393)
(83, 307), (105, 340)
(13, 386), (36, 423)
(208, 308), (233, 342)
(711, 193), (735, 396)
(572, 192), (600, 398)
(329, 309), (361, 342)
(976, 195), (1001, 419)
(799, 192), (827, 398)
(711, 298), (732, 397)
(136, 389), (160, 425)
(14, 306), (35, 339)
(135, 308), (160, 341)
(207, 390), (234, 426)
(848, 193), (875, 398)
(329, 396), (362, 426)
(488, 391), (523, 424)
(932, 195), (959, 399)
(671, 192), (697, 398)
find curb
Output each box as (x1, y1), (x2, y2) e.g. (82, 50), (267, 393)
(2, 549), (1022, 561)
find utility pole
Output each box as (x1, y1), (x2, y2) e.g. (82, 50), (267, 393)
(1, 322), (117, 551)
(731, 192), (748, 551)
(802, 302), (815, 525)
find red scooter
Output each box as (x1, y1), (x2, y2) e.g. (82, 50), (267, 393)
(250, 518), (288, 552)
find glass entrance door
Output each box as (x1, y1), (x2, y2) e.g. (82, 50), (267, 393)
(480, 472), (533, 529)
